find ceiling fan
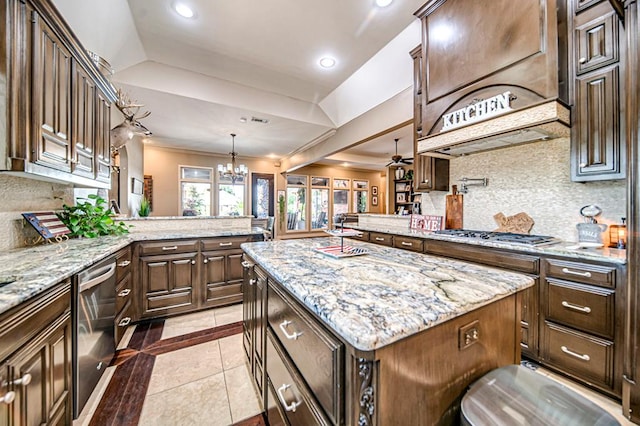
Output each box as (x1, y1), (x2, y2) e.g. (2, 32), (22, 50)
(385, 138), (413, 166)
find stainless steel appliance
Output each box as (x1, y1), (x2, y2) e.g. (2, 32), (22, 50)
(73, 257), (116, 418)
(433, 229), (559, 246)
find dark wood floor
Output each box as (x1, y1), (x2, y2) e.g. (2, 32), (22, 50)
(87, 319), (267, 426)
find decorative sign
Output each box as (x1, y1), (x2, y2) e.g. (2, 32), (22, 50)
(22, 212), (71, 240)
(410, 214), (444, 231)
(441, 91), (513, 132)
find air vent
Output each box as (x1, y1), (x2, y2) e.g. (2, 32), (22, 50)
(251, 116), (270, 124)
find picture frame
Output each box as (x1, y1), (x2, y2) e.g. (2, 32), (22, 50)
(132, 178), (144, 195)
(372, 195), (378, 206)
(371, 186), (378, 196)
(396, 193), (406, 203)
(277, 190), (285, 200)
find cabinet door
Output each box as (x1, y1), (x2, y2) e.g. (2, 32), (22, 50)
(7, 313), (71, 426)
(202, 250), (243, 308)
(95, 88), (112, 183)
(0, 362), (10, 425)
(575, 8), (618, 75)
(519, 283), (539, 358)
(253, 267), (267, 398)
(414, 155), (449, 192)
(572, 65), (624, 180)
(31, 10), (72, 172)
(71, 62), (95, 178)
(242, 259), (256, 367)
(140, 252), (198, 318)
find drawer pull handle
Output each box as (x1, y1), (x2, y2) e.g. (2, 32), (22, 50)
(162, 246), (178, 251)
(401, 242), (413, 246)
(249, 279), (257, 285)
(277, 384), (302, 412)
(219, 242), (233, 247)
(561, 346), (590, 361)
(279, 320), (303, 340)
(241, 261), (252, 268)
(375, 237), (385, 241)
(118, 260), (131, 267)
(118, 288), (131, 297)
(12, 374), (32, 387)
(561, 268), (592, 278)
(0, 391), (15, 405)
(561, 301), (591, 313)
(118, 317), (131, 327)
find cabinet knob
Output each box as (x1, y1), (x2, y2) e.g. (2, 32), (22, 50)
(578, 57), (587, 64)
(191, 260), (196, 265)
(249, 279), (257, 285)
(203, 259), (208, 264)
(579, 163), (587, 168)
(0, 391), (15, 405)
(12, 373), (31, 387)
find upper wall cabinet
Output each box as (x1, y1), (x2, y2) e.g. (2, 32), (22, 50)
(570, 0), (626, 181)
(1, 0), (117, 188)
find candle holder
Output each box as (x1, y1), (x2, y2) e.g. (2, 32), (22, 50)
(609, 218), (627, 249)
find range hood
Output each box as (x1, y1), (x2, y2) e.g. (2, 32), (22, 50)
(417, 99), (570, 157)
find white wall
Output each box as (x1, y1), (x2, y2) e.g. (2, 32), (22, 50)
(420, 138), (626, 243)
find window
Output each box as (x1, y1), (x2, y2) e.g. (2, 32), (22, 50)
(353, 180), (369, 213)
(217, 171), (247, 216)
(286, 175), (307, 231)
(180, 166), (212, 216)
(332, 178), (350, 218)
(311, 177), (329, 230)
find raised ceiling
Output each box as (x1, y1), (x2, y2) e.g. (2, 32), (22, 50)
(52, 0), (424, 168)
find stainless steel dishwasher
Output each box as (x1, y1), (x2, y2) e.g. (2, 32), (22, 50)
(73, 256), (117, 419)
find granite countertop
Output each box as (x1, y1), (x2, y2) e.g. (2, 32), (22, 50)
(0, 228), (265, 316)
(242, 237), (535, 351)
(348, 224), (627, 265)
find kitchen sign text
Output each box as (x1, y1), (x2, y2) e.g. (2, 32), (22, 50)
(441, 91), (513, 131)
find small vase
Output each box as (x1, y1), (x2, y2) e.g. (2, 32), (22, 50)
(395, 167), (405, 180)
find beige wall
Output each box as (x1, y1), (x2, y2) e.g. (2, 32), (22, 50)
(0, 175), (74, 251)
(143, 145), (386, 237)
(420, 138), (626, 243)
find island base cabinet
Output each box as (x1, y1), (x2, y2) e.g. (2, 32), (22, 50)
(371, 294), (520, 426)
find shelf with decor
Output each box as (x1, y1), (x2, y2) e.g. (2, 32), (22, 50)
(394, 179), (420, 215)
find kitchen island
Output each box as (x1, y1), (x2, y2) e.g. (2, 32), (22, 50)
(241, 237), (535, 425)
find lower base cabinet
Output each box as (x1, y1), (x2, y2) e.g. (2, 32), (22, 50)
(0, 281), (72, 425)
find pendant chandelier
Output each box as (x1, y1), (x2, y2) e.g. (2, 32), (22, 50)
(217, 133), (247, 184)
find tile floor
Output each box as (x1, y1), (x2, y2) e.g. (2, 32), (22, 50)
(76, 304), (634, 425)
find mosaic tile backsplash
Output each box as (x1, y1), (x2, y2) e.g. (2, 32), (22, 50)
(421, 138), (626, 243)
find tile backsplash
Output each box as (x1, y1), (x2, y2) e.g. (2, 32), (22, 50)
(421, 137), (626, 243)
(0, 175), (73, 251)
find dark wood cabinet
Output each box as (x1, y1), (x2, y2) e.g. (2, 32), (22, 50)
(135, 235), (261, 321)
(2, 0), (115, 188)
(571, 1), (626, 181)
(410, 45), (449, 193)
(0, 281), (72, 425)
(31, 7), (73, 174)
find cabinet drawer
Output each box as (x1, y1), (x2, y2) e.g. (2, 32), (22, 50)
(546, 279), (614, 339)
(137, 240), (199, 255)
(268, 283), (343, 424)
(201, 236), (252, 251)
(426, 240), (540, 274)
(542, 322), (614, 391)
(393, 235), (424, 252)
(369, 232), (393, 246)
(266, 331), (331, 426)
(543, 259), (616, 288)
(205, 282), (243, 307)
(115, 300), (133, 346)
(115, 247), (132, 282)
(347, 230), (369, 242)
(115, 273), (133, 314)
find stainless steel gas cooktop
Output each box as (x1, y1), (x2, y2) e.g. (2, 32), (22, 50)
(433, 229), (559, 246)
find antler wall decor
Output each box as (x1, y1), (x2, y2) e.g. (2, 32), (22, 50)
(110, 88), (152, 152)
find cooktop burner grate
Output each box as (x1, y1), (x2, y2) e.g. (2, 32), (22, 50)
(433, 229), (558, 246)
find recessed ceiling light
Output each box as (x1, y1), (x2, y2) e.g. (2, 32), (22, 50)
(319, 57), (336, 68)
(376, 0), (393, 7)
(174, 2), (195, 18)
(239, 117), (247, 123)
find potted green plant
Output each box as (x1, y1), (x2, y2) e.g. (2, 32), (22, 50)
(278, 193), (286, 229)
(58, 194), (130, 238)
(138, 196), (151, 217)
